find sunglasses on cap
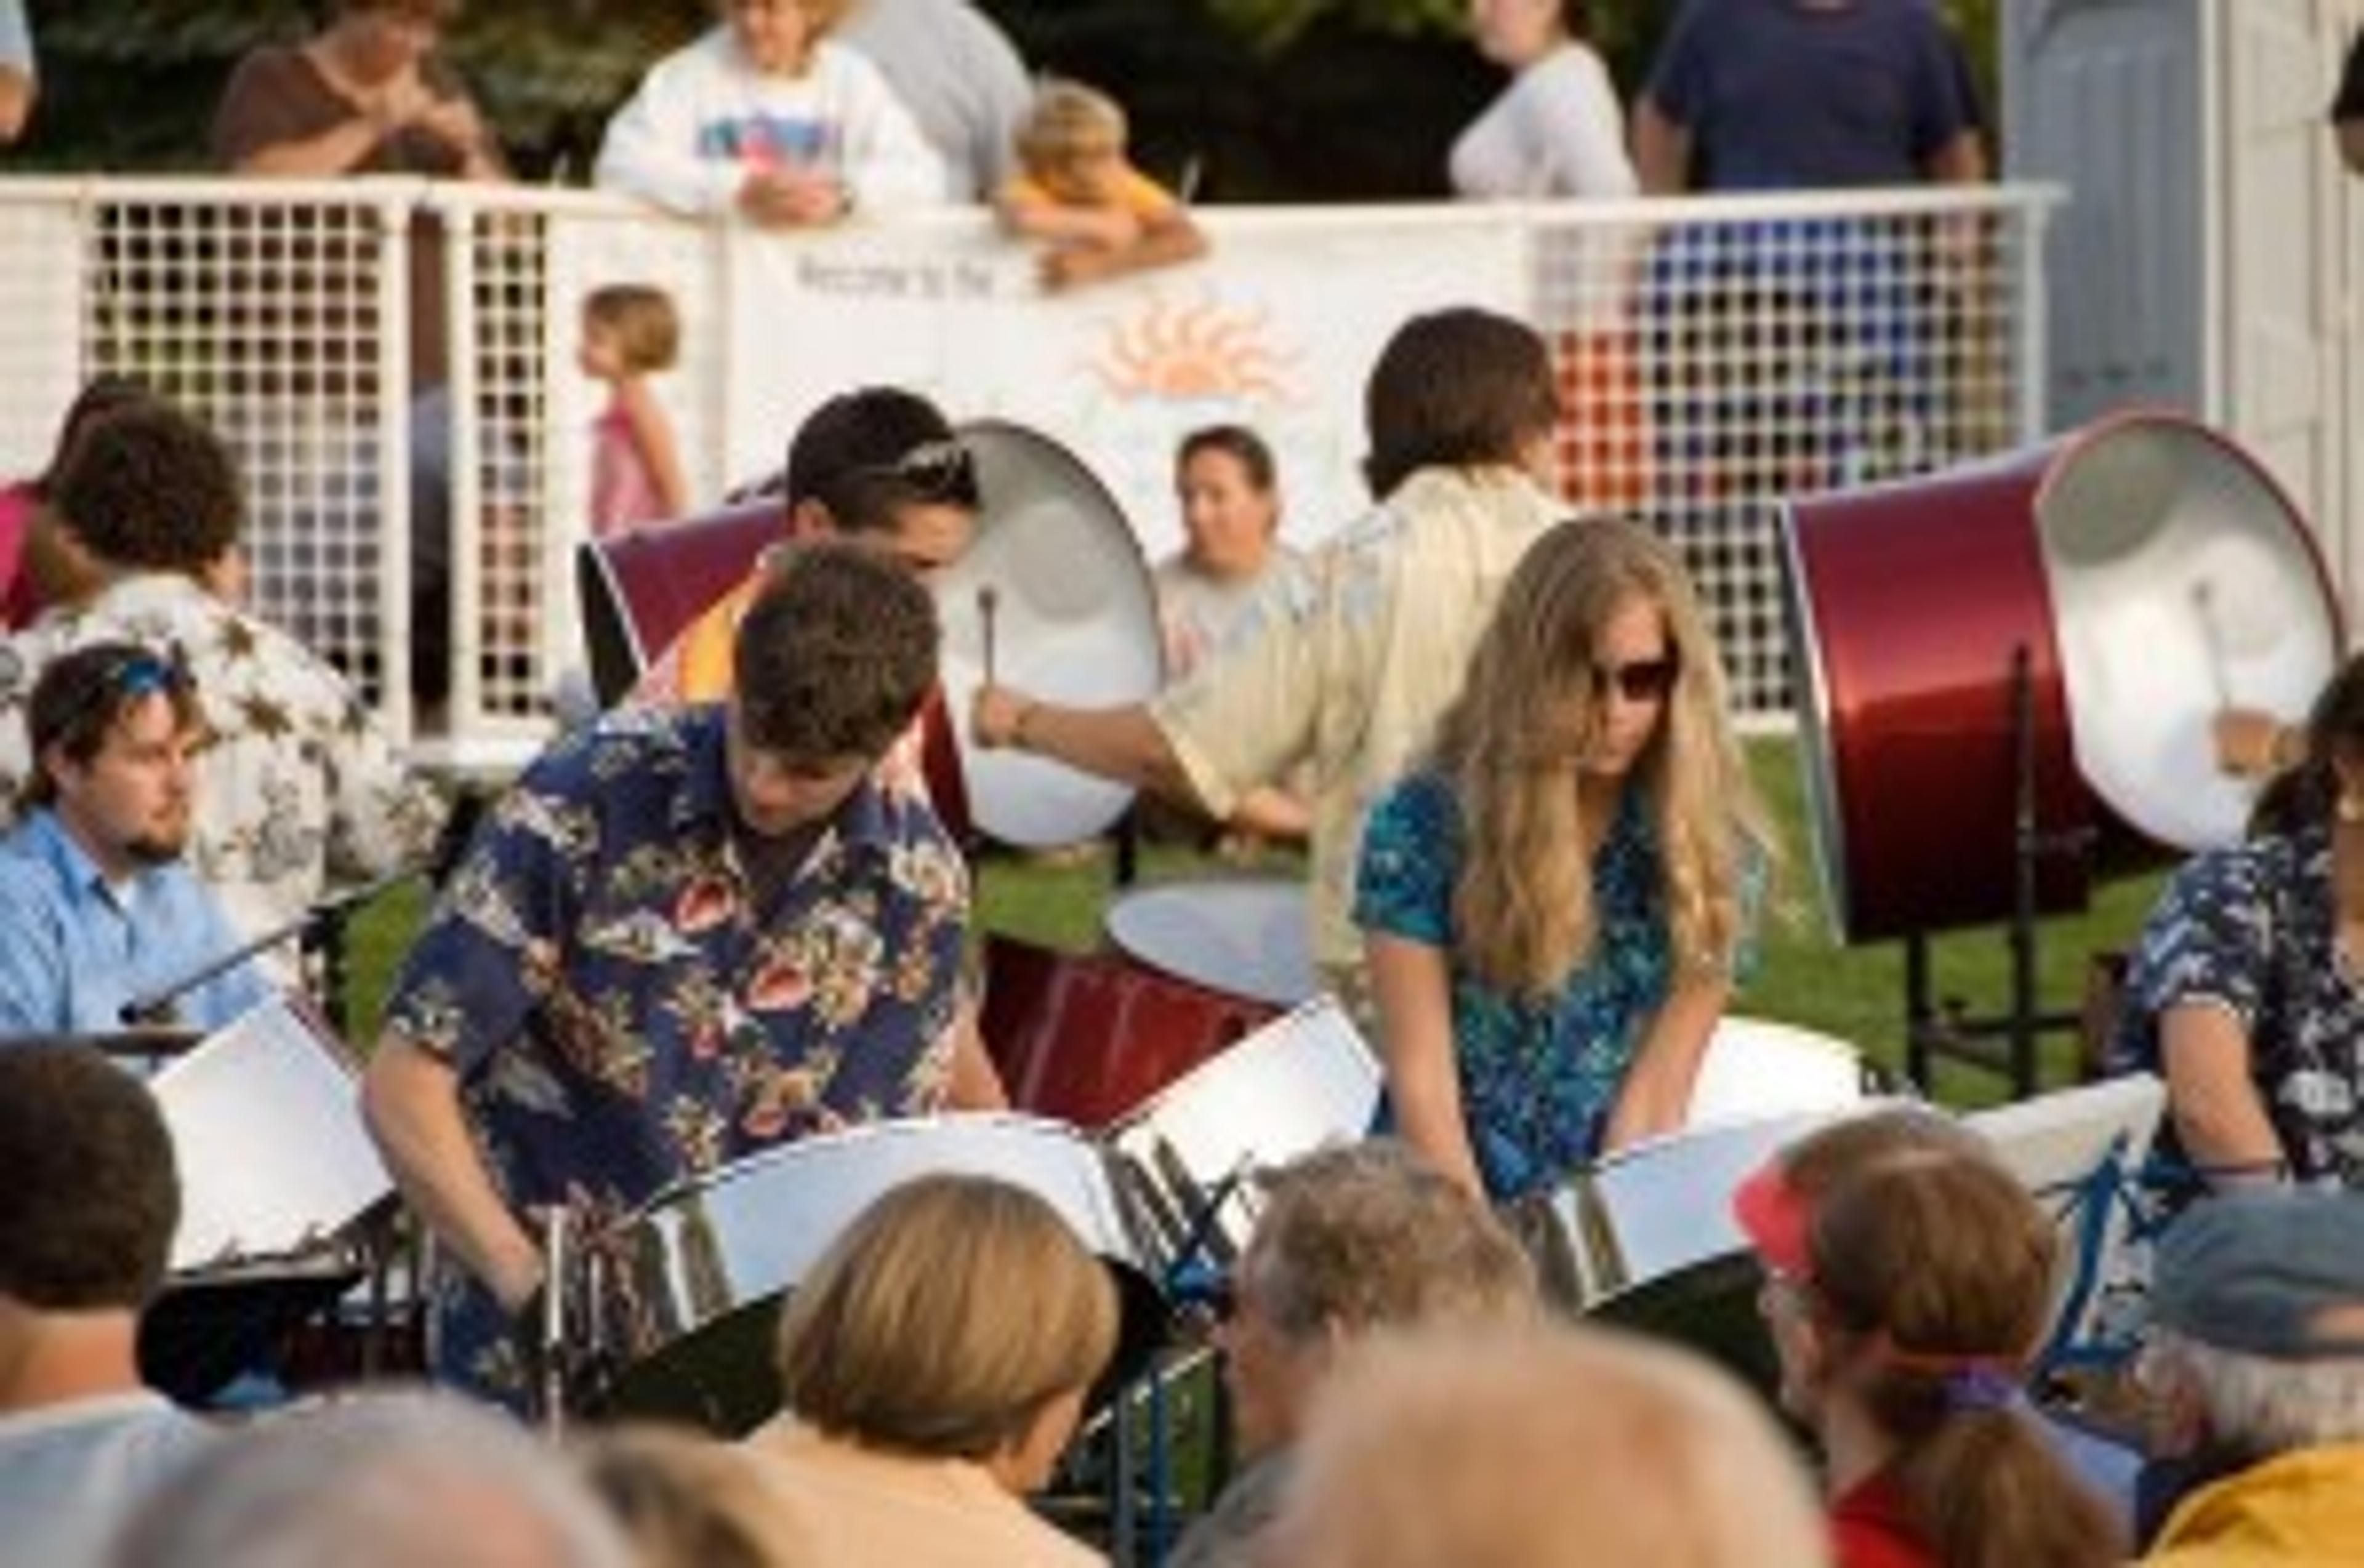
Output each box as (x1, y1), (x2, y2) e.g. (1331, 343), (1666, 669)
(1591, 654), (1679, 705)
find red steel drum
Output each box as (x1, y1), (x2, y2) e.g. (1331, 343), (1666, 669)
(979, 933), (1281, 1130)
(577, 500), (779, 708)
(1785, 411), (2340, 944)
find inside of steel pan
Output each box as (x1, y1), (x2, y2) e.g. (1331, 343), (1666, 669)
(2034, 416), (2341, 855)
(1101, 878), (1318, 1011)
(588, 1115), (1171, 1437)
(933, 420), (1165, 848)
(1586, 1250), (1782, 1412)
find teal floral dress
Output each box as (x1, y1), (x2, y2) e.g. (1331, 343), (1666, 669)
(1354, 770), (1676, 1201)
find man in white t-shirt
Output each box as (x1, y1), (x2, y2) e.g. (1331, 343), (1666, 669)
(0, 1047), (214, 1568)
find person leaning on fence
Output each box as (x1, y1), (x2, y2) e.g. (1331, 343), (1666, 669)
(0, 1046), (217, 1568)
(971, 306), (1567, 1019)
(1167, 1139), (1538, 1568)
(2109, 651), (2364, 1191)
(741, 1173), (1118, 1567)
(1266, 1321), (1827, 1568)
(1354, 517), (1779, 1221)
(595, 0), (945, 227)
(2134, 1189), (2364, 1564)
(1732, 1110), (2125, 1568)
(0, 401), (446, 985)
(995, 80), (1207, 294)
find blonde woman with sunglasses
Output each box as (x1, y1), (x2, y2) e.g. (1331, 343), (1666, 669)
(1354, 517), (1776, 1210)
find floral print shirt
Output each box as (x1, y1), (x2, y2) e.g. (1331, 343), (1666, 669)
(1354, 769), (1674, 1201)
(0, 573), (445, 976)
(381, 703), (969, 1402)
(2112, 822), (2364, 1186)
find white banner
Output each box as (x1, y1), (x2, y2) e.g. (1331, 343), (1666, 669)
(714, 213), (1525, 561)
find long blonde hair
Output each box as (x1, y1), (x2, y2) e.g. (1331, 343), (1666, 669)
(1432, 517), (1774, 995)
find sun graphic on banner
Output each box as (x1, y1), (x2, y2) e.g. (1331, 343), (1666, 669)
(1088, 294), (1304, 404)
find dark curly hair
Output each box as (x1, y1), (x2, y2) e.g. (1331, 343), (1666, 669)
(733, 541), (939, 763)
(0, 1045), (180, 1309)
(50, 401), (244, 573)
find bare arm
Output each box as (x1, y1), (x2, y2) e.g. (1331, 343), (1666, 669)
(943, 993), (1010, 1111)
(971, 683), (1209, 813)
(617, 379), (691, 520)
(1631, 98), (1693, 196)
(1366, 931), (1487, 1199)
(1227, 784), (1312, 844)
(1042, 208), (1209, 292)
(2158, 1003), (2290, 1186)
(362, 1034), (544, 1310)
(995, 191), (1143, 249)
(1601, 976), (1726, 1154)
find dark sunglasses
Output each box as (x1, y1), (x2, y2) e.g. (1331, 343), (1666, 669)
(840, 438), (978, 503)
(1592, 654), (1679, 704)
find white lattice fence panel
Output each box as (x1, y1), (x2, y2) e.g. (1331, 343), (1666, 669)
(1533, 191), (2045, 718)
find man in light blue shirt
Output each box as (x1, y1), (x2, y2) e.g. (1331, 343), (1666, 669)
(0, 641), (271, 1038)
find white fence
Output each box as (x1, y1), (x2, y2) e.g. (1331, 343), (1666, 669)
(0, 178), (2060, 773)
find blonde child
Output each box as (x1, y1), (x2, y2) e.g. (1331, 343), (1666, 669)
(580, 283), (690, 538)
(996, 81), (1206, 292)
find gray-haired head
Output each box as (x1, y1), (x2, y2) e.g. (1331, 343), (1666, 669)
(110, 1389), (632, 1568)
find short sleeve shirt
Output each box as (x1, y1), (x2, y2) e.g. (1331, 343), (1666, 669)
(381, 703), (969, 1397)
(1644, 0), (1974, 189)
(1149, 467), (1564, 989)
(2112, 824), (2364, 1186)
(1354, 770), (1675, 1200)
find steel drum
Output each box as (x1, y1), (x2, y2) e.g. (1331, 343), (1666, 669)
(1687, 1015), (1878, 1129)
(1103, 878), (1318, 1010)
(934, 419), (1165, 848)
(596, 1114), (1165, 1435)
(149, 995), (392, 1274)
(1105, 996), (1383, 1277)
(1783, 411), (2340, 943)
(979, 932), (1281, 1130)
(576, 499), (777, 707)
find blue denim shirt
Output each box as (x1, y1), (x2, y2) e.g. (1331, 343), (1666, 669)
(0, 808), (273, 1037)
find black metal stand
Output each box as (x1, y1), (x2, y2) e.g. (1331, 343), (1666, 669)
(1902, 643), (2094, 1100)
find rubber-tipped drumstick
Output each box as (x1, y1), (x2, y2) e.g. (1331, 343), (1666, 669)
(978, 585), (1000, 686)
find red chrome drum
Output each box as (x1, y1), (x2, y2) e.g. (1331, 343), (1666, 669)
(979, 933), (1280, 1130)
(1783, 412), (2340, 944)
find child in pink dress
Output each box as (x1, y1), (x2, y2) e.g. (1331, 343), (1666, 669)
(581, 283), (690, 537)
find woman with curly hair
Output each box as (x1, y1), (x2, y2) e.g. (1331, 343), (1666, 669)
(1354, 516), (1776, 1205)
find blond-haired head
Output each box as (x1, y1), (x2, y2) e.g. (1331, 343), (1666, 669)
(1015, 80), (1128, 176)
(774, 1173), (1119, 1461)
(1432, 515), (1777, 995)
(1270, 1324), (1827, 1568)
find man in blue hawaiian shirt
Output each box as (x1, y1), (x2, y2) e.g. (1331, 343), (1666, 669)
(362, 541), (970, 1407)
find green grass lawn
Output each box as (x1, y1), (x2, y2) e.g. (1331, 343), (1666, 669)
(344, 736), (2168, 1111)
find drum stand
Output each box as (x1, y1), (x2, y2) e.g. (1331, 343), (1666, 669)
(1902, 645), (2094, 1100)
